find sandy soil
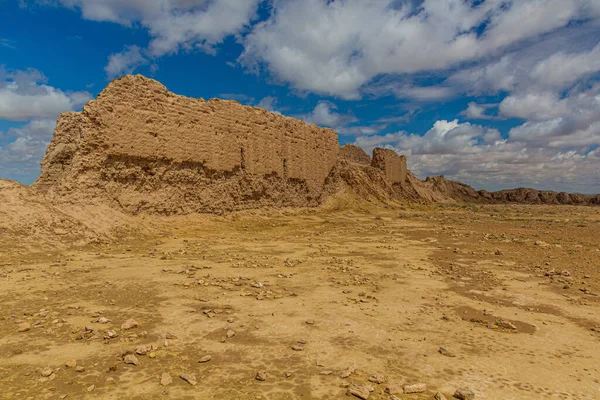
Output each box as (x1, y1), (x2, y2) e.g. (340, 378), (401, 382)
(1, 204), (599, 400)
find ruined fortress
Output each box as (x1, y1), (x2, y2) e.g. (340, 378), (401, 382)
(33, 75), (409, 214)
(33, 75), (598, 214)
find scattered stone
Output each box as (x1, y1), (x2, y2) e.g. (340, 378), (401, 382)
(121, 319), (139, 330)
(65, 359), (77, 368)
(97, 317), (109, 324)
(160, 372), (173, 386)
(40, 368), (53, 377)
(75, 366), (85, 373)
(291, 345), (304, 351)
(180, 373), (197, 386)
(87, 385), (95, 392)
(320, 370), (333, 375)
(18, 322), (31, 332)
(255, 370), (267, 381)
(340, 369), (353, 378)
(404, 383), (426, 394)
(106, 377), (115, 384)
(389, 396), (401, 400)
(368, 374), (386, 384)
(453, 388), (475, 400)
(226, 329), (236, 338)
(385, 384), (402, 395)
(136, 345), (149, 355)
(124, 354), (139, 366)
(106, 330), (118, 338)
(165, 332), (178, 339)
(285, 372), (293, 378)
(199, 355), (212, 363)
(438, 347), (456, 357)
(494, 249), (502, 255)
(306, 319), (315, 325)
(346, 385), (370, 399)
(435, 392), (448, 400)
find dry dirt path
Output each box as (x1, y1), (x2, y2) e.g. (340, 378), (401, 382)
(0, 206), (599, 399)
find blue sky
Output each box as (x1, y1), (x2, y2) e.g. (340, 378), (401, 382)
(1, 0), (599, 193)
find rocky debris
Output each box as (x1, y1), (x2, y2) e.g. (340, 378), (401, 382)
(87, 384), (95, 392)
(291, 344), (304, 351)
(226, 329), (236, 338)
(403, 383), (426, 394)
(160, 372), (173, 386)
(166, 332), (178, 339)
(453, 388), (475, 399)
(255, 370), (267, 381)
(320, 370), (333, 375)
(435, 392), (448, 400)
(18, 322), (31, 332)
(121, 319), (139, 330)
(40, 368), (53, 377)
(65, 359), (77, 368)
(306, 319), (315, 325)
(75, 366), (85, 373)
(340, 368), (354, 378)
(368, 374), (386, 384)
(198, 355), (212, 363)
(180, 373), (197, 386)
(438, 347), (456, 357)
(97, 317), (110, 324)
(385, 384), (403, 395)
(123, 354), (139, 366)
(346, 384), (371, 399)
(106, 329), (118, 338)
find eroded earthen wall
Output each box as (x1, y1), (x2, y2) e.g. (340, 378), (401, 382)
(34, 75), (340, 214)
(371, 148), (407, 184)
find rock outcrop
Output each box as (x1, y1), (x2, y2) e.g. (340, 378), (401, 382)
(34, 75), (339, 214)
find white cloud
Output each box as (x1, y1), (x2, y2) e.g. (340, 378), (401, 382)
(240, 0), (599, 99)
(0, 67), (92, 121)
(256, 96), (279, 113)
(300, 101), (356, 128)
(461, 102), (497, 120)
(51, 0), (261, 57)
(355, 119), (599, 193)
(0, 119), (56, 183)
(105, 45), (148, 78)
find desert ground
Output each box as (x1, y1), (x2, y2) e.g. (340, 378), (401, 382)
(1, 203), (599, 400)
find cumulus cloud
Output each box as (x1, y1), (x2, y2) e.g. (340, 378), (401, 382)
(256, 96), (279, 113)
(460, 102), (497, 120)
(0, 118), (56, 183)
(355, 119), (599, 193)
(0, 66), (92, 121)
(40, 0), (261, 57)
(240, 0), (599, 99)
(105, 45), (148, 79)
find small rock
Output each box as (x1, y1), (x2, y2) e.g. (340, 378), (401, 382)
(453, 388), (475, 400)
(226, 329), (236, 338)
(388, 396), (401, 400)
(255, 370), (267, 381)
(106, 330), (118, 338)
(384, 384), (402, 395)
(40, 368), (53, 377)
(346, 385), (370, 399)
(404, 383), (426, 394)
(124, 354), (139, 366)
(340, 369), (353, 378)
(291, 345), (304, 351)
(87, 385), (95, 392)
(121, 319), (139, 330)
(285, 372), (293, 378)
(434, 392), (448, 400)
(306, 319), (315, 325)
(438, 347), (456, 357)
(135, 345), (149, 355)
(165, 332), (178, 339)
(160, 372), (173, 386)
(198, 355), (212, 363)
(65, 359), (77, 368)
(320, 370), (333, 375)
(180, 373), (197, 386)
(97, 317), (109, 324)
(18, 322), (31, 332)
(368, 374), (386, 384)
(75, 366), (85, 373)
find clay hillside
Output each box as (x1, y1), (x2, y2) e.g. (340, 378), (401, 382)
(20, 74), (598, 214)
